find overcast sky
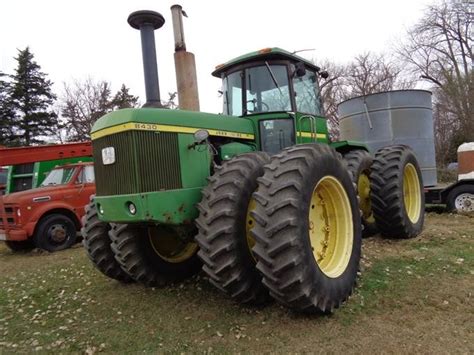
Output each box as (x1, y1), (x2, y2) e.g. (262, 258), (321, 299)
(1, 0), (435, 114)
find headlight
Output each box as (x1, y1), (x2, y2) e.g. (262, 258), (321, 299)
(102, 147), (116, 165)
(128, 202), (136, 215)
(17, 209), (21, 217)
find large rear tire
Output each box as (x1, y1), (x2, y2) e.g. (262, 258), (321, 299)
(251, 144), (362, 314)
(109, 223), (201, 287)
(81, 199), (132, 282)
(371, 145), (425, 238)
(195, 152), (271, 305)
(343, 149), (377, 237)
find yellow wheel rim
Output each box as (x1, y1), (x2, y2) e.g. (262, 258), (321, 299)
(358, 172), (375, 224)
(148, 226), (198, 264)
(246, 198), (257, 262)
(403, 163), (421, 223)
(308, 176), (353, 278)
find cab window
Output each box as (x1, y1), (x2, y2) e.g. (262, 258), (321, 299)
(293, 69), (321, 115)
(223, 71), (243, 116)
(259, 119), (295, 154)
(77, 166), (95, 184)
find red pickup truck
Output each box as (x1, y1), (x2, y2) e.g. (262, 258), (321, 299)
(0, 162), (95, 252)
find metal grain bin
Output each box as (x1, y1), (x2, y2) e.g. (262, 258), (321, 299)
(338, 90), (437, 186)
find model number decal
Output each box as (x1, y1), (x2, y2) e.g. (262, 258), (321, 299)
(134, 123), (159, 130)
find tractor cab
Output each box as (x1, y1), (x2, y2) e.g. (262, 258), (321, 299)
(212, 47), (328, 153)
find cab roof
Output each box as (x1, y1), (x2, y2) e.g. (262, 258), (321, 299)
(212, 47), (320, 77)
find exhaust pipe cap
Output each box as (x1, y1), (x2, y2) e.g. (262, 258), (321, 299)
(128, 10), (165, 30)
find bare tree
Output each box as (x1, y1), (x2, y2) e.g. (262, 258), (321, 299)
(317, 53), (413, 139)
(60, 78), (139, 141)
(318, 60), (347, 140)
(397, 1), (473, 164)
(345, 52), (414, 97)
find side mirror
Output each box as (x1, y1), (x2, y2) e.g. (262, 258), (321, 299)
(294, 62), (306, 77)
(319, 71), (329, 79)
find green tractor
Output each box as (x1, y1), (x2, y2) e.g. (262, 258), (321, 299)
(82, 10), (425, 313)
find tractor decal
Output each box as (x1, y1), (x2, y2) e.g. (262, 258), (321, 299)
(91, 122), (255, 141)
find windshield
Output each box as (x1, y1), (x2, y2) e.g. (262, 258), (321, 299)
(245, 64), (291, 114)
(222, 63), (291, 116)
(41, 167), (76, 186)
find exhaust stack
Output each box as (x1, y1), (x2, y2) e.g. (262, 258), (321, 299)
(171, 5), (200, 111)
(128, 10), (165, 108)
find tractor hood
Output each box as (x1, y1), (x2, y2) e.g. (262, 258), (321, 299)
(91, 108), (255, 141)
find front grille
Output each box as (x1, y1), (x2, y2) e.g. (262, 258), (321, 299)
(0, 205), (16, 227)
(93, 131), (182, 196)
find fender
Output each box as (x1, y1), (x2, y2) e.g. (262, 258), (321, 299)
(330, 140), (369, 155)
(25, 201), (79, 237)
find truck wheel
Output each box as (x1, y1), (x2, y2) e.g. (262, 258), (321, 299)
(371, 145), (425, 238)
(34, 214), (77, 252)
(195, 152), (271, 305)
(446, 185), (474, 213)
(251, 144), (362, 313)
(81, 201), (133, 282)
(5, 240), (35, 252)
(109, 223), (201, 287)
(343, 150), (377, 237)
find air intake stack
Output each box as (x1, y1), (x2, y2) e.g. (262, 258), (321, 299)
(171, 5), (200, 111)
(128, 10), (165, 108)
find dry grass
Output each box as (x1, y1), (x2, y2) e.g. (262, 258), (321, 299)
(0, 213), (473, 353)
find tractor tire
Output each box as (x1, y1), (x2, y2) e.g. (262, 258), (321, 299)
(81, 200), (133, 283)
(195, 152), (271, 305)
(34, 214), (77, 252)
(343, 149), (377, 237)
(109, 223), (201, 287)
(251, 144), (362, 314)
(5, 240), (35, 252)
(446, 184), (474, 213)
(371, 145), (425, 238)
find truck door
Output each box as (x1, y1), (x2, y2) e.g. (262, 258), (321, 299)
(75, 165), (96, 218)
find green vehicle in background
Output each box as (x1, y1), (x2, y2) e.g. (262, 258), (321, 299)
(82, 11), (425, 314)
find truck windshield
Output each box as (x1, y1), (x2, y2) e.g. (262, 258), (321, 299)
(41, 167), (76, 186)
(222, 64), (291, 116)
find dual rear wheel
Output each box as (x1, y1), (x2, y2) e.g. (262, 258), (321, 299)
(196, 146), (362, 313)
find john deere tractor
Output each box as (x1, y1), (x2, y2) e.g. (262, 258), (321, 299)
(82, 10), (425, 313)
